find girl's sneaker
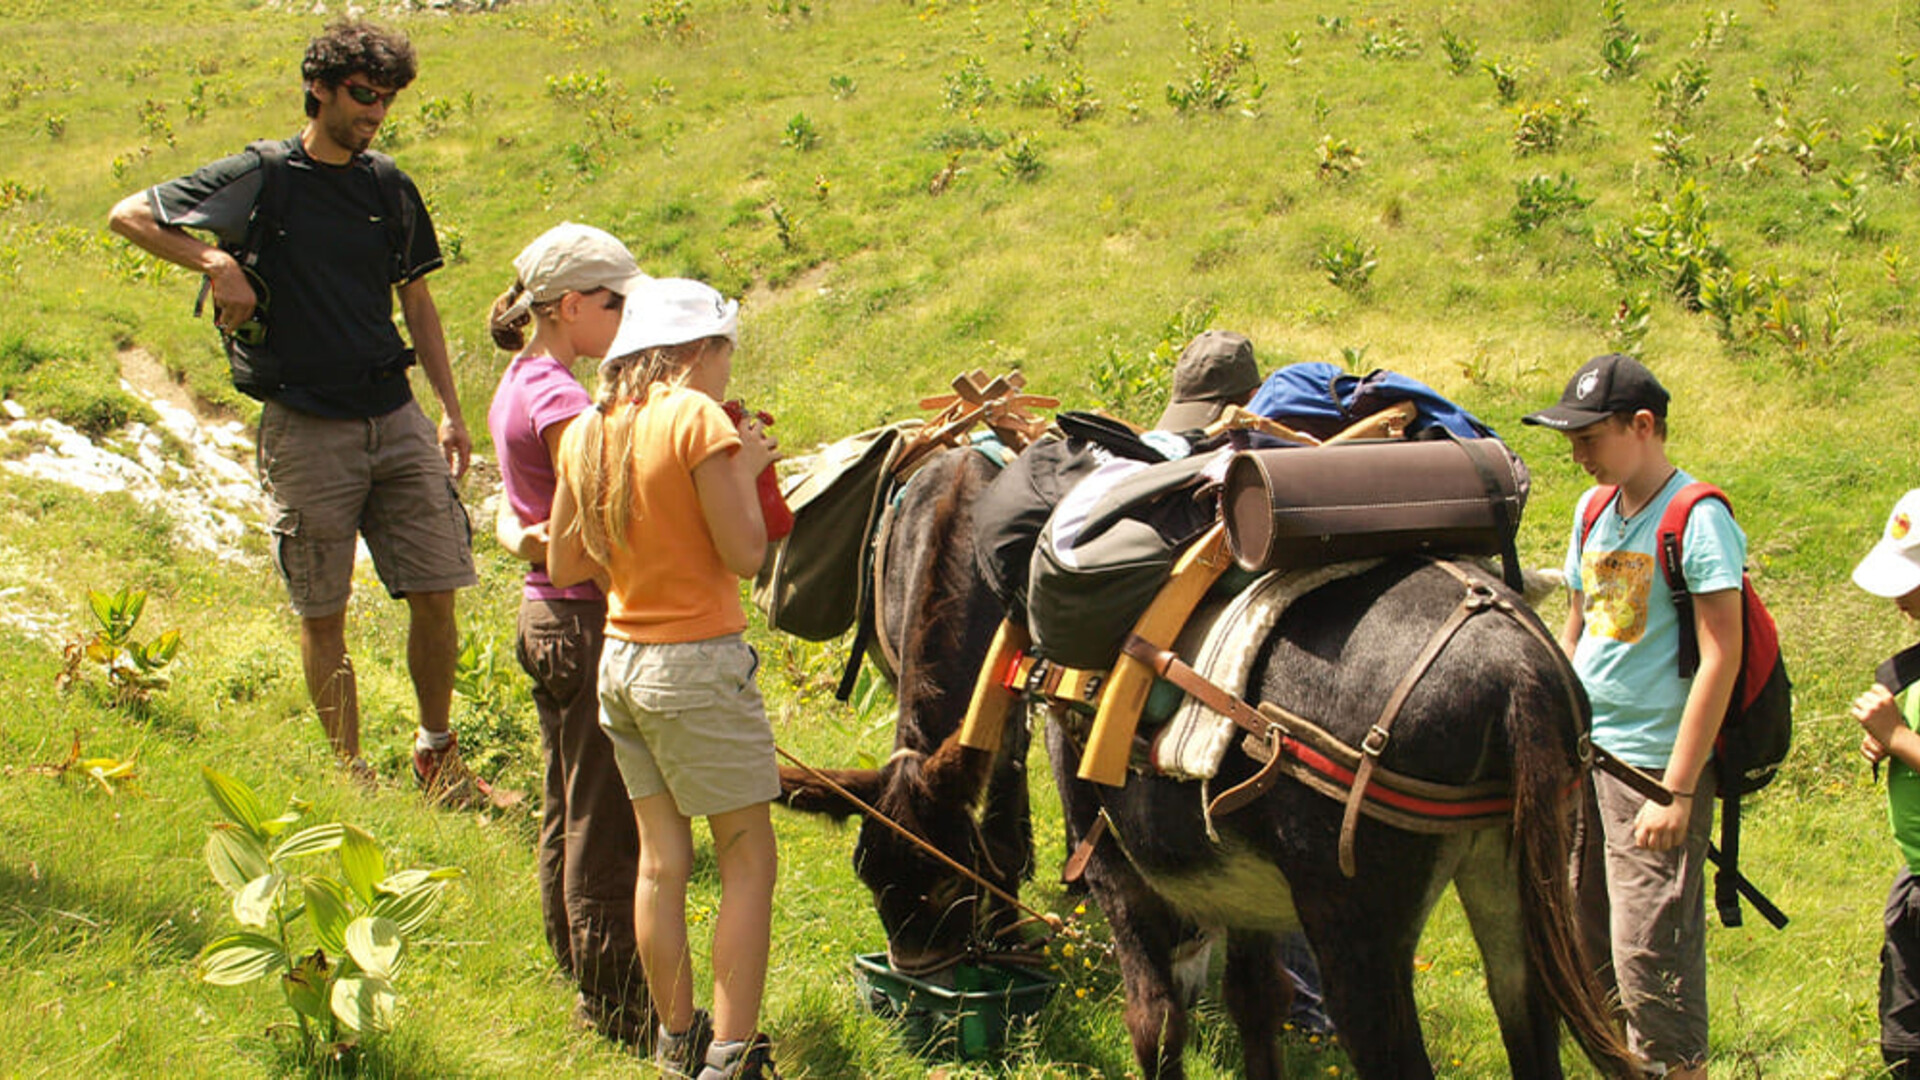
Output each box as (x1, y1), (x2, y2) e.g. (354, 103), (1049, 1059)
(653, 1009), (713, 1079)
(694, 1034), (781, 1080)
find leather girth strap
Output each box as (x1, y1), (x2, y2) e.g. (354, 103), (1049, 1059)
(1336, 574), (1496, 877)
(1118, 630), (1514, 830)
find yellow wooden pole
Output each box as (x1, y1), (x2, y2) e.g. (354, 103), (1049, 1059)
(1077, 524), (1233, 786)
(959, 619), (1030, 752)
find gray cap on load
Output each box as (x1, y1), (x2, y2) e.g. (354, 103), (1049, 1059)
(1155, 330), (1261, 432)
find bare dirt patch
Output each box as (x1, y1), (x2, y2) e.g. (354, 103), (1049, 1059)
(117, 347), (239, 425)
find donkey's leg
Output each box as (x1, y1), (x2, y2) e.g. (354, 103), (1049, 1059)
(1305, 929), (1431, 1080)
(1454, 825), (1568, 1078)
(979, 716), (1035, 940)
(1222, 929), (1288, 1080)
(1297, 834), (1463, 1080)
(1047, 724), (1195, 1079)
(1089, 860), (1200, 1080)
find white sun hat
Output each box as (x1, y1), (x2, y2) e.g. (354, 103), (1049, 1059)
(607, 277), (740, 359)
(1854, 488), (1920, 599)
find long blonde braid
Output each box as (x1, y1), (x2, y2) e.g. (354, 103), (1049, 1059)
(556, 340), (713, 564)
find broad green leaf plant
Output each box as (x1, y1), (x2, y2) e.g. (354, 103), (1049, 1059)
(195, 767), (463, 1055)
(56, 586), (181, 706)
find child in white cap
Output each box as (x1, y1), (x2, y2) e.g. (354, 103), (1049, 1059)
(485, 222), (652, 1046)
(548, 277), (783, 1080)
(1849, 489), (1920, 1079)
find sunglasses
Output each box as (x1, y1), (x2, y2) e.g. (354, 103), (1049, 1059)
(342, 83), (399, 108)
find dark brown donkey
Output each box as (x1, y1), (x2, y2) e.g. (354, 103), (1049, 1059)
(780, 445), (1634, 1080)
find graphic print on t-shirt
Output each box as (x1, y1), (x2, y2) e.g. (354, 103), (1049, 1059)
(1583, 546), (1653, 644)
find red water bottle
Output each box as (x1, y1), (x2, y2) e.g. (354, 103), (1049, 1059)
(723, 399), (794, 542)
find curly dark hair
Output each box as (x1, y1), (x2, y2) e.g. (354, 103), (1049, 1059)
(300, 18), (418, 117)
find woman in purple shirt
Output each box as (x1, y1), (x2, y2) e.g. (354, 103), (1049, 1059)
(486, 222), (653, 1045)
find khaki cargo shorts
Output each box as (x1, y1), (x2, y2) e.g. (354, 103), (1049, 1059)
(256, 398), (476, 618)
(597, 634), (778, 818)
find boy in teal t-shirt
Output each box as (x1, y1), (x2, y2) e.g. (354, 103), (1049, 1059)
(1848, 488), (1920, 1078)
(1524, 353), (1747, 1080)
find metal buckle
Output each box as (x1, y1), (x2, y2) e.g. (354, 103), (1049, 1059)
(1361, 724), (1391, 757)
(1080, 673), (1104, 701)
(1023, 659), (1052, 696)
(1464, 583), (1497, 610)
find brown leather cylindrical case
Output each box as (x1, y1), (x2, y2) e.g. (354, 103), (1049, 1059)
(1221, 439), (1523, 572)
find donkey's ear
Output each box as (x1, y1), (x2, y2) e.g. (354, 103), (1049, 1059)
(919, 738), (993, 812)
(778, 765), (881, 821)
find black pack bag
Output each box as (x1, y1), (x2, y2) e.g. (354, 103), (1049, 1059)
(972, 436), (1097, 622)
(1025, 452), (1217, 670)
(197, 139), (416, 400)
(971, 412), (1165, 622)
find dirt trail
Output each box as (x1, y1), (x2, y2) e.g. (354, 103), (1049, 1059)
(116, 347), (239, 426)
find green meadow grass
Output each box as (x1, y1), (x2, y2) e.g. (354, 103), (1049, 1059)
(3, 0), (1919, 1075)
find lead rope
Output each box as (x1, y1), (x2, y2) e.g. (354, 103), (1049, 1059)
(775, 744), (1067, 939)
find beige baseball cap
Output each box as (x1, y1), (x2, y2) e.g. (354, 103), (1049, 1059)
(500, 222), (649, 323)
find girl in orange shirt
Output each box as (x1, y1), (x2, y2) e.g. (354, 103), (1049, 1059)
(550, 277), (782, 1080)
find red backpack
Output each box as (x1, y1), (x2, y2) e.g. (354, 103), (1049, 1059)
(1579, 481), (1793, 927)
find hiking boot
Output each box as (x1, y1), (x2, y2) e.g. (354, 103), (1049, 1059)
(652, 1008), (713, 1079)
(411, 733), (494, 810)
(340, 756), (378, 793)
(575, 992), (655, 1050)
(694, 1033), (781, 1080)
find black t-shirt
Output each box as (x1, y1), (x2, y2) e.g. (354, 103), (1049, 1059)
(148, 136), (443, 419)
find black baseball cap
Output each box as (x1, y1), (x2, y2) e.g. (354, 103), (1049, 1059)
(1521, 352), (1670, 431)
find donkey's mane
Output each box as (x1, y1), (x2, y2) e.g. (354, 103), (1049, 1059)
(895, 451), (994, 742)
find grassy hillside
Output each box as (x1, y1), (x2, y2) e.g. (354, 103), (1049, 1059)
(2, 0), (1917, 1075)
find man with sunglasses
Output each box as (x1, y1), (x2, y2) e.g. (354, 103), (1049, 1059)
(109, 18), (486, 806)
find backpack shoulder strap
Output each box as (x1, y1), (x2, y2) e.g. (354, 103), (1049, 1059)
(1655, 482), (1731, 592)
(361, 149), (416, 281)
(195, 138), (290, 319)
(1657, 481), (1732, 680)
(1577, 485), (1619, 551)
(238, 138), (293, 264)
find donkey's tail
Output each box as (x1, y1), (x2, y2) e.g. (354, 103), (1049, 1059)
(1509, 661), (1640, 1079)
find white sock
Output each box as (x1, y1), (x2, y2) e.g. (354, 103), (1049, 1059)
(415, 728), (451, 753)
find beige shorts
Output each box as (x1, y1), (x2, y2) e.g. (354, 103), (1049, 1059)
(256, 399), (476, 618)
(597, 634), (778, 818)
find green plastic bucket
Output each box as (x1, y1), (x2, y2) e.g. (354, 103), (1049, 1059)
(852, 952), (1058, 1059)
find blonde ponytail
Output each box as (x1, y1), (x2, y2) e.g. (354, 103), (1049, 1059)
(488, 283), (531, 351)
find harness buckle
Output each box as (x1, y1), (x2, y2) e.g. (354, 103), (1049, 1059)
(1361, 724), (1391, 757)
(1024, 659), (1053, 696)
(1264, 721), (1286, 753)
(1464, 583), (1497, 610)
